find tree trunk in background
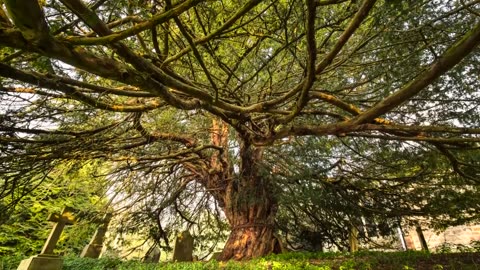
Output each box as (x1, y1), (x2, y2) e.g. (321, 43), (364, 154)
(219, 139), (281, 260)
(349, 225), (359, 253)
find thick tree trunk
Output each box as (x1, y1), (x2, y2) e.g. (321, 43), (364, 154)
(218, 139), (281, 260)
(205, 120), (281, 260)
(221, 221), (279, 260)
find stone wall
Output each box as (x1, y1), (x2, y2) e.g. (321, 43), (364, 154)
(404, 224), (480, 251)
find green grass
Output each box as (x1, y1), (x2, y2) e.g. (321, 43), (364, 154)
(1, 251), (479, 270)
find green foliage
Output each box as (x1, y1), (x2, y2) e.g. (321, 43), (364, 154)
(436, 241), (480, 254)
(63, 256), (126, 270)
(472, 241), (480, 252)
(0, 161), (108, 257)
(0, 255), (23, 270)
(1, 0), (480, 261)
(3, 251), (479, 270)
(271, 135), (480, 251)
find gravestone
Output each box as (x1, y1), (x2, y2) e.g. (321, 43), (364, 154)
(17, 207), (76, 270)
(80, 213), (112, 258)
(172, 231), (194, 262)
(143, 246), (161, 263)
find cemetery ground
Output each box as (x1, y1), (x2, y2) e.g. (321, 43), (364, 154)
(3, 207), (480, 270)
(2, 250), (480, 270)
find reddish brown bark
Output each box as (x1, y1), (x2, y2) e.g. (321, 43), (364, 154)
(218, 138), (281, 260)
(203, 120), (281, 260)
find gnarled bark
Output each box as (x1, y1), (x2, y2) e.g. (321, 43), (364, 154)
(200, 122), (280, 260)
(218, 138), (281, 260)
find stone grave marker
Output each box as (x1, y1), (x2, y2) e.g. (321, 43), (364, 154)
(143, 246), (161, 263)
(17, 207), (76, 270)
(80, 213), (112, 258)
(172, 230), (194, 262)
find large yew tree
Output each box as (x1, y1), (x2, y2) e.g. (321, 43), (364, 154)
(0, 0), (479, 260)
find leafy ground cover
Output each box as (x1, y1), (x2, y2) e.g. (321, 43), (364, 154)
(2, 251), (480, 270)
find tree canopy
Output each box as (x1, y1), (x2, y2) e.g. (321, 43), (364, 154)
(0, 0), (479, 260)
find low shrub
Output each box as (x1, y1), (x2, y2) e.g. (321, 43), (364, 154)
(1, 251), (479, 269)
(0, 254), (24, 270)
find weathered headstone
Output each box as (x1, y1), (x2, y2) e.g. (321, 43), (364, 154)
(172, 231), (194, 262)
(300, 230), (323, 251)
(17, 207), (76, 270)
(80, 213), (112, 258)
(143, 246), (160, 263)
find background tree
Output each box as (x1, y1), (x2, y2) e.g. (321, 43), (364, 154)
(0, 161), (108, 256)
(272, 136), (480, 251)
(0, 0), (479, 260)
